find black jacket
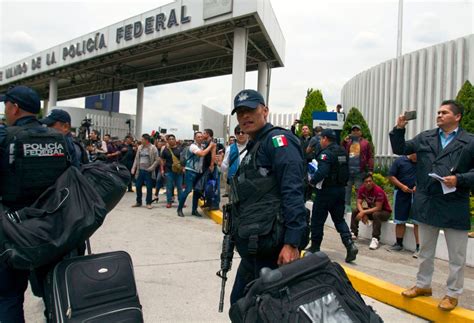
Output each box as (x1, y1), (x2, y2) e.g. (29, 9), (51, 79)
(390, 127), (474, 230)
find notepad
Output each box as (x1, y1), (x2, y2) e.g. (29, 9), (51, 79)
(428, 173), (456, 194)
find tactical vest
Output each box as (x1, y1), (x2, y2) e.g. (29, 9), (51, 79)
(0, 123), (69, 209)
(229, 127), (285, 258)
(321, 144), (349, 188)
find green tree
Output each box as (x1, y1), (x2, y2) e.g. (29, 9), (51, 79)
(456, 80), (474, 133)
(341, 107), (373, 146)
(298, 88), (327, 134)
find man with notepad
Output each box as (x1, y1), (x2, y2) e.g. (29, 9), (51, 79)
(390, 100), (474, 311)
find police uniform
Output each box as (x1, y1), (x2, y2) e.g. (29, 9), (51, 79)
(229, 90), (308, 305)
(307, 129), (358, 263)
(0, 86), (69, 322)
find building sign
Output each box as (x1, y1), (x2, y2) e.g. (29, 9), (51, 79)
(203, 0), (233, 20)
(0, 3), (192, 85)
(312, 112), (345, 130)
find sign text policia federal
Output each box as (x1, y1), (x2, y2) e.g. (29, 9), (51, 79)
(0, 5), (191, 82)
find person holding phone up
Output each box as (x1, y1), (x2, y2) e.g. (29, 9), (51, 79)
(390, 100), (474, 311)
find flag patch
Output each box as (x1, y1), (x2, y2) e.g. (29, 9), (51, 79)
(319, 154), (328, 161)
(272, 135), (288, 148)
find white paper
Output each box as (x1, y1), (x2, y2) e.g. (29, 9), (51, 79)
(428, 173), (456, 194)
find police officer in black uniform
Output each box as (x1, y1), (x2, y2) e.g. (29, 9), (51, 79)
(0, 86), (70, 322)
(306, 129), (358, 263)
(229, 89), (308, 305)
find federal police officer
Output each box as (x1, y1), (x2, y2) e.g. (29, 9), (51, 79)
(40, 109), (89, 168)
(229, 89), (308, 305)
(306, 129), (358, 263)
(0, 86), (70, 322)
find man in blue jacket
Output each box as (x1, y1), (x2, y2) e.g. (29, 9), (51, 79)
(390, 100), (474, 311)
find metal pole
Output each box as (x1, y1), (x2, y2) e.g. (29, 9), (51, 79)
(397, 0), (403, 58)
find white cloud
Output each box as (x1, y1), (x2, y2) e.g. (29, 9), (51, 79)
(352, 31), (383, 49)
(412, 12), (448, 43)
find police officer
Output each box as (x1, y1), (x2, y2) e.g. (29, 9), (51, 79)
(40, 109), (88, 168)
(0, 86), (39, 323)
(229, 89), (308, 305)
(306, 129), (358, 263)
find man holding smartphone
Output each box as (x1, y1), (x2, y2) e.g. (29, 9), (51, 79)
(390, 100), (474, 311)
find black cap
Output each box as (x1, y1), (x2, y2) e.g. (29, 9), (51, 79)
(321, 129), (337, 140)
(351, 124), (362, 130)
(232, 89), (265, 115)
(40, 109), (72, 125)
(0, 85), (40, 114)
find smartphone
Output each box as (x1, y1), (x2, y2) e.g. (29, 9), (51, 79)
(404, 110), (417, 121)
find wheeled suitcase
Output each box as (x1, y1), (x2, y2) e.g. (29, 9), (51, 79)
(46, 249), (143, 322)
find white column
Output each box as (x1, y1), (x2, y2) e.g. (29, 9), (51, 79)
(257, 62), (270, 105)
(136, 83), (144, 138)
(230, 27), (248, 136)
(47, 77), (58, 115)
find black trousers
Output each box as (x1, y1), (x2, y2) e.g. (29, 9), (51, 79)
(0, 265), (29, 323)
(311, 186), (352, 248)
(230, 254), (279, 305)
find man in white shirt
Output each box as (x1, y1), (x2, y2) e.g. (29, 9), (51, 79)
(177, 131), (215, 217)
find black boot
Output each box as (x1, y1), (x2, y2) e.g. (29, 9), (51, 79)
(177, 209), (185, 217)
(345, 241), (358, 263)
(305, 243), (320, 253)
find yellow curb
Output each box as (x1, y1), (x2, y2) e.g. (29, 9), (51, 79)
(202, 206), (474, 322)
(198, 200), (223, 225)
(342, 265), (474, 322)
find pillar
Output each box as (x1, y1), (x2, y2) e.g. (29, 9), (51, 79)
(47, 77), (58, 115)
(136, 83), (144, 138)
(230, 27), (248, 136)
(257, 62), (270, 105)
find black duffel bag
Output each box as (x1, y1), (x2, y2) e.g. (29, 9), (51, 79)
(0, 167), (107, 270)
(81, 161), (131, 212)
(229, 252), (383, 323)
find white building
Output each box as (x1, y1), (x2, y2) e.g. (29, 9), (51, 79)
(51, 106), (136, 139)
(341, 34), (474, 165)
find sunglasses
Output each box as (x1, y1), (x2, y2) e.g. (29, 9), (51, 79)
(236, 131), (245, 135)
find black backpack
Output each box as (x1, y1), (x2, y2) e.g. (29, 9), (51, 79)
(229, 252), (383, 323)
(0, 125), (69, 208)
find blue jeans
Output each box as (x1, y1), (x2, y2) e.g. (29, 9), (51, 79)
(212, 168), (221, 208)
(178, 170), (201, 212)
(136, 169), (154, 205)
(155, 170), (165, 194)
(0, 265), (29, 323)
(166, 171), (183, 204)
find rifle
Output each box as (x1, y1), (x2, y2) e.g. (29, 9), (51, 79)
(216, 203), (235, 312)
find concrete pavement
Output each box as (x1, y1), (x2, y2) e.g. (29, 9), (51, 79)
(24, 191), (436, 322)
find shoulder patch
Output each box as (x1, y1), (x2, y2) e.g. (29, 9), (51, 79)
(319, 153), (328, 161)
(272, 134), (288, 148)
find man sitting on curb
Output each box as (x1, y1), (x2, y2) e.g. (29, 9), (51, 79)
(350, 174), (392, 250)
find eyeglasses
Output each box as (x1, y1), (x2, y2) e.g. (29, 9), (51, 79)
(236, 131), (245, 135)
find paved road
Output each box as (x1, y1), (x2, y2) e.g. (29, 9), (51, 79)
(22, 191), (446, 322)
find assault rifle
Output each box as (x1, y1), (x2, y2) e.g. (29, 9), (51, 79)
(216, 203), (234, 312)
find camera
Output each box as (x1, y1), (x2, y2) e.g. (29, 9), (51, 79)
(81, 118), (92, 128)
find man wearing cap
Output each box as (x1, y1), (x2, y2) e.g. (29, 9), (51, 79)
(40, 108), (86, 168)
(0, 86), (70, 322)
(342, 124), (374, 211)
(228, 89), (308, 305)
(306, 129), (358, 262)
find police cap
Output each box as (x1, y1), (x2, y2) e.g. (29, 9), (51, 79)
(232, 89), (265, 115)
(40, 109), (72, 125)
(0, 85), (40, 114)
(321, 129), (337, 140)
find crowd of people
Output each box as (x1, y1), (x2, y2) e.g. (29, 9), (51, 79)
(1, 85), (473, 321)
